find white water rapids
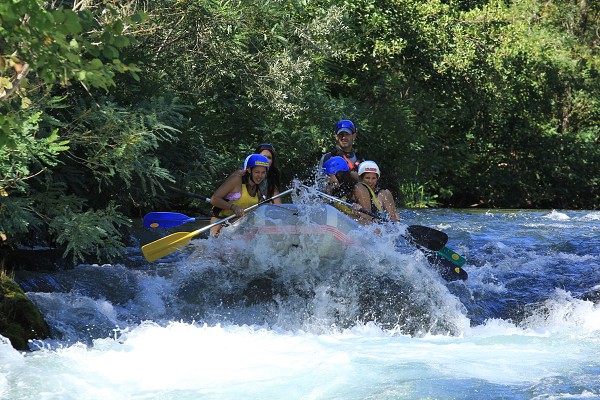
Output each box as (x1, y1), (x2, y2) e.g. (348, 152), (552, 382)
(1, 209), (599, 399)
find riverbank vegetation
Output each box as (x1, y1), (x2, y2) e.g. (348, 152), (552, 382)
(1, 0), (598, 262)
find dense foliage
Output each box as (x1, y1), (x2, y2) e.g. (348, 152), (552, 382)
(1, 0), (598, 262)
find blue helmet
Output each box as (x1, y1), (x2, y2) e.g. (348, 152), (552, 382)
(323, 156), (350, 175)
(244, 154), (270, 170)
(335, 119), (356, 135)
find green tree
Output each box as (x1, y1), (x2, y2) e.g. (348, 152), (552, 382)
(435, 0), (600, 207)
(125, 0), (350, 196)
(0, 1), (153, 261)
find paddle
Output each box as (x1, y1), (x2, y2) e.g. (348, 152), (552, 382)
(403, 225), (447, 252)
(437, 245), (466, 267)
(301, 185), (467, 278)
(141, 188), (294, 262)
(301, 185), (449, 251)
(423, 251), (468, 281)
(143, 212), (211, 229)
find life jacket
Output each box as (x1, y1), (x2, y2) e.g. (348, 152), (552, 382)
(326, 181), (354, 216)
(325, 148), (364, 171)
(360, 182), (383, 213)
(360, 182), (394, 222)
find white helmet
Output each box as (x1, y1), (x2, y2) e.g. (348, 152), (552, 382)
(358, 161), (380, 177)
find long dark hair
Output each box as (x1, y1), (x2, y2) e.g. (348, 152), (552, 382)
(254, 143), (281, 198)
(332, 170), (356, 199)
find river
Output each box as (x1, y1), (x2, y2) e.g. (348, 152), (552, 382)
(1, 206), (599, 399)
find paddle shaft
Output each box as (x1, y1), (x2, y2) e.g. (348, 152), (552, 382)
(202, 188), (293, 232)
(301, 184), (380, 219)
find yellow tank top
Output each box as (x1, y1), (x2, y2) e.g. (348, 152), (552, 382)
(218, 184), (260, 217)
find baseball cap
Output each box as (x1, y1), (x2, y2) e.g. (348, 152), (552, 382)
(335, 119), (356, 135)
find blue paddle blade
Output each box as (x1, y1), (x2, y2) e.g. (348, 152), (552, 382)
(143, 212), (196, 228)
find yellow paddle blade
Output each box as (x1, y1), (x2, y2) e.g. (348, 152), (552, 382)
(141, 230), (199, 262)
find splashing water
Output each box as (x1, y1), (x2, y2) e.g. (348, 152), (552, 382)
(2, 206), (599, 399)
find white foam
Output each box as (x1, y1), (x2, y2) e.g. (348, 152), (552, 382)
(578, 212), (600, 221)
(543, 210), (570, 220)
(519, 289), (600, 334)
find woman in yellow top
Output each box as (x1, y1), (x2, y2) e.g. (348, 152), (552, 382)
(209, 154), (270, 236)
(223, 143), (282, 203)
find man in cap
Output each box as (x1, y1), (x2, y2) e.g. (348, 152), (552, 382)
(317, 119), (365, 181)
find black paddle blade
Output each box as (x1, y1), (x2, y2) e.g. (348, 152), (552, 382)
(423, 251), (468, 281)
(405, 225), (448, 252)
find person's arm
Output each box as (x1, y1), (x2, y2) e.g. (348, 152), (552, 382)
(379, 189), (400, 222)
(210, 175), (245, 217)
(317, 153), (327, 174)
(271, 187), (282, 204)
(316, 153), (332, 189)
(351, 183), (373, 224)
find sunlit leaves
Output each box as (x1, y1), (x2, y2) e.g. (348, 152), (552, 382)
(0, 1), (151, 260)
(48, 201), (131, 262)
(0, 2), (146, 93)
